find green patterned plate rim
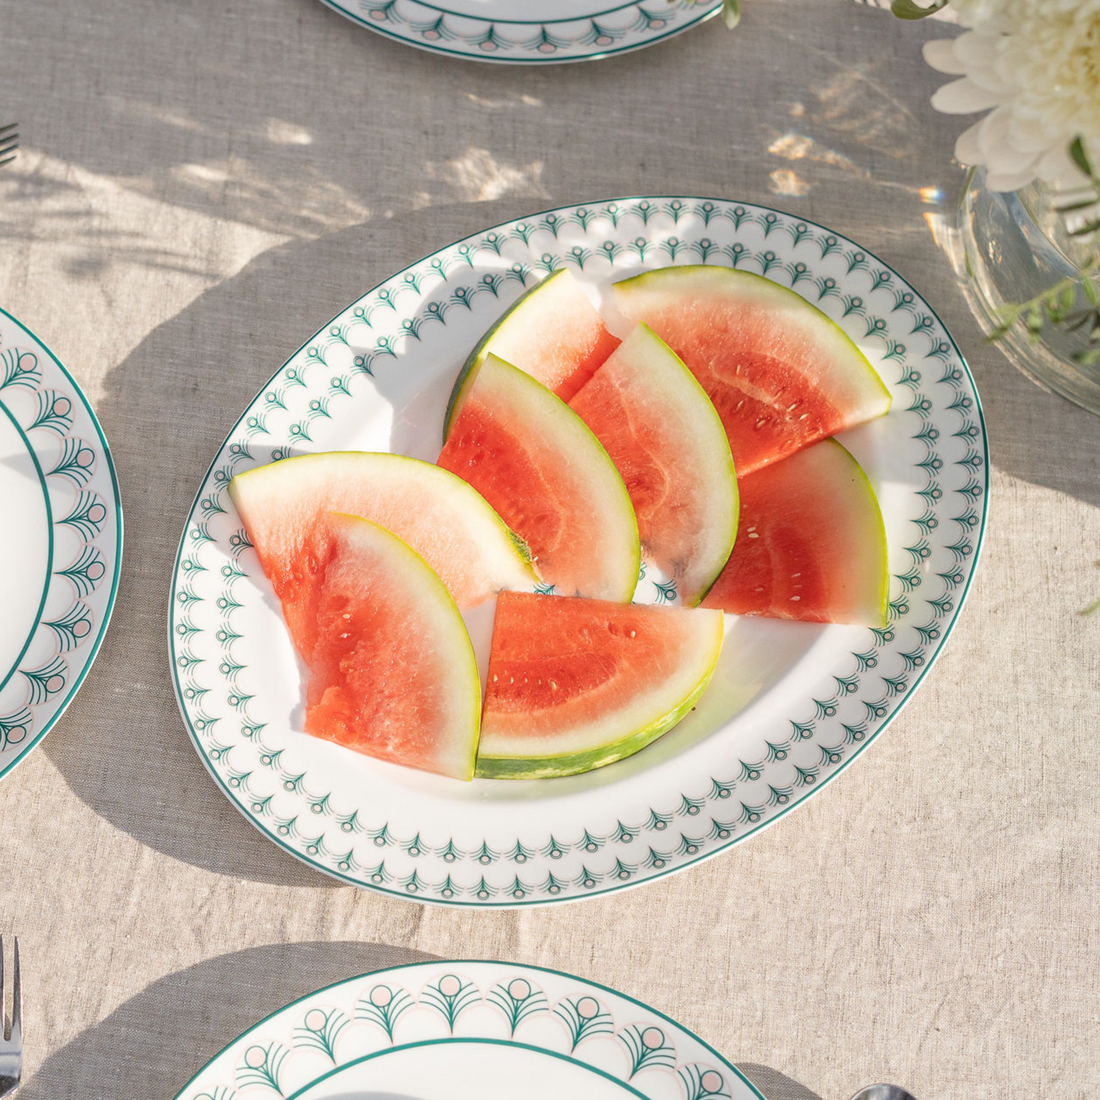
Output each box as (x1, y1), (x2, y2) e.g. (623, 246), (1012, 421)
(0, 306), (123, 782)
(316, 0), (722, 64)
(171, 958), (766, 1100)
(168, 195), (988, 907)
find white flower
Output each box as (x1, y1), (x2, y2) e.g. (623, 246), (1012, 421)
(924, 0), (1100, 192)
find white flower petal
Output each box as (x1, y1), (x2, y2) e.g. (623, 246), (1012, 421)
(924, 1), (1100, 191)
(922, 39), (969, 75)
(930, 77), (1006, 115)
(953, 31), (1000, 70)
(976, 106), (1013, 161)
(962, 66), (1016, 96)
(985, 165), (1042, 192)
(1010, 120), (1060, 155)
(1034, 145), (1081, 190)
(950, 34), (1015, 96)
(985, 141), (1040, 176)
(954, 120), (987, 166)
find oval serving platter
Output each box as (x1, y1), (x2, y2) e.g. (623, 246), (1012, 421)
(169, 196), (987, 907)
(317, 0), (722, 64)
(0, 307), (122, 781)
(172, 959), (764, 1100)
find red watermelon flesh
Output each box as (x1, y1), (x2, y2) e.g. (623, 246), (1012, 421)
(305, 513), (480, 781)
(614, 265), (891, 475)
(450, 268), (620, 413)
(701, 439), (888, 626)
(228, 452), (535, 662)
(438, 354), (639, 603)
(569, 323), (738, 606)
(476, 591), (724, 779)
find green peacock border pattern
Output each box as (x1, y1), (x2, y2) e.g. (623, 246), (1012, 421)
(0, 308), (123, 782)
(173, 960), (764, 1100)
(168, 196), (988, 906)
(320, 0), (720, 63)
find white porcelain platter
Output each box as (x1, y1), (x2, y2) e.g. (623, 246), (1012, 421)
(169, 196), (987, 906)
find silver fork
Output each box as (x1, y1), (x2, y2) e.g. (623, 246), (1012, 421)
(0, 124), (18, 167)
(0, 938), (22, 1096)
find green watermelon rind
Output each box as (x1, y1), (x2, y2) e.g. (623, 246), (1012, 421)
(474, 610), (724, 781)
(613, 264), (893, 417)
(322, 513), (482, 782)
(443, 269), (572, 443)
(474, 672), (714, 780)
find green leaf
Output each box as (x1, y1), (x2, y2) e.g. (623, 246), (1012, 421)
(721, 0), (740, 29)
(1062, 311), (1094, 333)
(1055, 198), (1100, 215)
(1079, 595), (1100, 618)
(890, 0), (949, 18)
(1069, 136), (1093, 180)
(1083, 279), (1100, 307)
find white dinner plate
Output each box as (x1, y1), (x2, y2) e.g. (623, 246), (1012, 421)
(169, 196), (987, 906)
(0, 308), (122, 781)
(172, 959), (764, 1100)
(316, 0), (722, 63)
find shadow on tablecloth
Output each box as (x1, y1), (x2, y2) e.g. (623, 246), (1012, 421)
(20, 941), (436, 1100)
(738, 1064), (825, 1100)
(36, 0), (1100, 885)
(44, 174), (1100, 891)
(40, 202), (542, 887)
(17, 932), (826, 1100)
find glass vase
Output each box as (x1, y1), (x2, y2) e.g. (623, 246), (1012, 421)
(957, 167), (1100, 415)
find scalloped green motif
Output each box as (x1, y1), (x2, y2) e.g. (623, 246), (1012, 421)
(316, 0), (722, 64)
(173, 960), (764, 1100)
(168, 196), (988, 907)
(0, 308), (122, 782)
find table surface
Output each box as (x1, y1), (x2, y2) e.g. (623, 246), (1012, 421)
(2, 1), (1098, 1098)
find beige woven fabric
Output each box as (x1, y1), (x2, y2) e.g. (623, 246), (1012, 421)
(0, 1), (1097, 1097)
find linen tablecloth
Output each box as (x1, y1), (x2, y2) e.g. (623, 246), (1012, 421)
(1, 1), (1097, 1096)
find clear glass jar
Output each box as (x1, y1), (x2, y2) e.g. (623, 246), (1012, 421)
(957, 167), (1100, 415)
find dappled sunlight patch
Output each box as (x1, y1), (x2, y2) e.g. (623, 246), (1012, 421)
(427, 147), (550, 204)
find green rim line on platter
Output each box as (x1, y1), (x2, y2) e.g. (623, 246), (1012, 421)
(172, 959), (766, 1100)
(316, 0), (722, 64)
(168, 195), (988, 907)
(0, 306), (123, 782)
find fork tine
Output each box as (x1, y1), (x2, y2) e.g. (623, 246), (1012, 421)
(0, 123), (15, 137)
(0, 138), (17, 154)
(9, 940), (19, 1050)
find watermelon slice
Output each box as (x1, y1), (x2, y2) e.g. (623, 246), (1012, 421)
(476, 591), (724, 779)
(569, 324), (738, 606)
(701, 439), (888, 625)
(438, 354), (640, 603)
(446, 269), (620, 426)
(613, 265), (891, 475)
(228, 452), (536, 661)
(306, 513), (480, 781)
